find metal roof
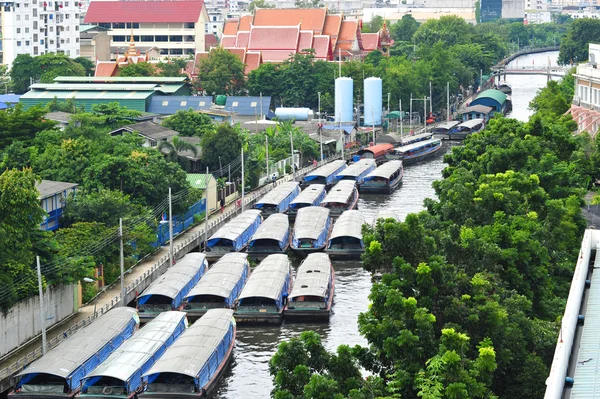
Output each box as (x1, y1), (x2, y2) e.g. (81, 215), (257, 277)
(291, 184), (326, 206)
(184, 254), (249, 300)
(249, 213), (289, 242)
(142, 309), (234, 380)
(456, 118), (484, 128)
(322, 180), (357, 204)
(45, 111), (74, 124)
(36, 180), (78, 199)
(399, 132), (433, 146)
(111, 121), (179, 141)
(374, 209), (400, 222)
(294, 207), (330, 240)
(83, 312), (187, 382)
(30, 83), (160, 91)
(84, 0), (205, 24)
(337, 159), (376, 178)
(433, 121), (460, 130)
(208, 210), (262, 242)
(54, 77), (187, 83)
(330, 210), (365, 240)
(224, 96), (271, 116)
(17, 308), (139, 379)
(289, 253), (332, 299)
(139, 253), (207, 300)
(21, 90), (153, 101)
(304, 160), (346, 179)
(365, 160), (403, 180)
(148, 96), (213, 114)
(255, 182), (300, 206)
(473, 89), (507, 105)
(394, 138), (441, 153)
(238, 254), (291, 301)
(186, 174), (215, 190)
(459, 105), (493, 115)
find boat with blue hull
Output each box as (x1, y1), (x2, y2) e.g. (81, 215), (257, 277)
(205, 210), (262, 261)
(301, 160), (347, 189)
(287, 184), (326, 221)
(10, 308), (140, 399)
(137, 253), (208, 321)
(325, 210), (366, 259)
(79, 311), (188, 399)
(234, 254), (293, 324)
(284, 253), (335, 321)
(398, 132), (433, 146)
(386, 138), (442, 165)
(247, 214), (290, 260)
(449, 119), (484, 139)
(321, 180), (359, 217)
(335, 159), (377, 186)
(290, 207), (332, 256)
(140, 309), (236, 399)
(183, 253), (250, 320)
(254, 181), (301, 216)
(360, 160), (404, 194)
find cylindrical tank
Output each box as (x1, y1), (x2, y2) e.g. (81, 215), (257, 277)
(275, 107), (311, 121)
(215, 95), (227, 106)
(364, 77), (382, 126)
(335, 77), (353, 123)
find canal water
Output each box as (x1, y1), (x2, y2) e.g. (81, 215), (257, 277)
(214, 50), (558, 399)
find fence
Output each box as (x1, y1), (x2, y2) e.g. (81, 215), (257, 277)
(153, 198), (206, 247)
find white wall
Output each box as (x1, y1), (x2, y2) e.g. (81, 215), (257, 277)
(0, 284), (76, 358)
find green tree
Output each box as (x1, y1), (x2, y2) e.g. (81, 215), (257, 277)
(558, 18), (600, 64)
(162, 109), (214, 137)
(197, 48), (246, 95)
(90, 102), (142, 127)
(201, 123), (243, 171)
(158, 136), (199, 163)
(157, 59), (187, 77)
(118, 62), (157, 77)
(74, 57), (95, 76)
(390, 14), (420, 42)
(247, 63), (283, 106)
(248, 0), (274, 13)
(295, 0), (323, 7)
(61, 189), (145, 227)
(0, 104), (57, 149)
(362, 16), (384, 33)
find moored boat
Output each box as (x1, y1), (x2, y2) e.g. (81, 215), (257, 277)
(284, 253), (334, 321)
(247, 213), (290, 260)
(449, 118), (484, 139)
(356, 144), (394, 165)
(386, 138), (442, 165)
(183, 253), (250, 320)
(290, 206), (332, 256)
(234, 254), (293, 324)
(321, 180), (359, 217)
(360, 160), (404, 194)
(398, 132), (433, 146)
(301, 160), (347, 189)
(205, 209), (262, 261)
(325, 210), (365, 259)
(373, 209), (400, 225)
(498, 81), (512, 95)
(10, 308), (139, 399)
(137, 253), (208, 321)
(140, 309), (236, 399)
(253, 181), (301, 216)
(335, 159), (377, 186)
(431, 121), (460, 135)
(287, 184), (326, 221)
(79, 311), (188, 399)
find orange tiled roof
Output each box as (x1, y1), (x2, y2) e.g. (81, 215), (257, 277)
(245, 51), (262, 74)
(298, 31), (314, 52)
(95, 61), (118, 77)
(248, 26), (300, 51)
(205, 33), (218, 51)
(228, 47), (246, 62)
(261, 50), (295, 63)
(236, 31), (250, 48)
(336, 20), (358, 51)
(221, 35), (236, 48)
(223, 20), (239, 35)
(361, 33), (380, 52)
(323, 14), (342, 51)
(253, 8), (326, 33)
(239, 15), (253, 31)
(312, 35), (332, 59)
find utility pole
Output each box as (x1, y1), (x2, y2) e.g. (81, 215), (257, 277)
(372, 106), (375, 145)
(447, 81), (450, 121)
(387, 92), (390, 114)
(480, 68), (483, 91)
(228, 164), (231, 183)
(168, 189), (174, 267)
(36, 256), (47, 355)
(265, 136), (269, 175)
(120, 218), (126, 306)
(241, 147), (245, 212)
(290, 128), (295, 181)
(409, 93), (413, 132)
(429, 81), (432, 114)
(318, 92), (323, 162)
(260, 92), (263, 120)
(399, 99), (403, 135)
(339, 100), (344, 161)
(204, 167), (209, 250)
(423, 96), (427, 134)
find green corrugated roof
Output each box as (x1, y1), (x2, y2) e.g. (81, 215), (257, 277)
(476, 89), (507, 104)
(154, 84), (186, 94)
(186, 174), (214, 190)
(54, 76), (187, 83)
(20, 90), (153, 100)
(30, 83), (159, 91)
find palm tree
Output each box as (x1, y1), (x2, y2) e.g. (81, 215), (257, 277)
(158, 136), (199, 162)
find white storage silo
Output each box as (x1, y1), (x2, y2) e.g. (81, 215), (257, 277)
(335, 77), (353, 123)
(364, 77), (383, 126)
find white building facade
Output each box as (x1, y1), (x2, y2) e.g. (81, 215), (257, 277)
(0, 0), (82, 66)
(570, 43), (600, 137)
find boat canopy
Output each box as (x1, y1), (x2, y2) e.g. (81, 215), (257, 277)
(248, 214), (290, 250)
(364, 160), (403, 181)
(329, 210), (365, 241)
(184, 253), (249, 307)
(374, 209), (400, 223)
(356, 144), (394, 159)
(394, 138), (441, 154)
(289, 253), (332, 300)
(431, 121), (459, 133)
(143, 309), (235, 392)
(137, 253), (207, 309)
(303, 160), (347, 185)
(322, 181), (357, 205)
(452, 118), (484, 132)
(238, 254), (292, 309)
(254, 182), (300, 213)
(293, 207), (331, 248)
(290, 184), (326, 209)
(81, 312), (187, 396)
(207, 210), (262, 251)
(399, 132), (433, 146)
(336, 159), (377, 184)
(16, 308), (139, 393)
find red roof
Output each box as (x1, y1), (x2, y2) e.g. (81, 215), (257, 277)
(239, 15), (253, 31)
(297, 31), (314, 52)
(323, 14), (341, 52)
(236, 31), (250, 48)
(261, 50), (295, 63)
(94, 61), (117, 77)
(361, 33), (380, 52)
(253, 8), (326, 33)
(223, 20), (238, 35)
(312, 35), (331, 59)
(336, 20), (358, 52)
(84, 1), (204, 23)
(248, 26), (300, 51)
(228, 47), (246, 62)
(358, 144), (394, 158)
(205, 33), (218, 51)
(221, 35), (236, 48)
(245, 52), (262, 74)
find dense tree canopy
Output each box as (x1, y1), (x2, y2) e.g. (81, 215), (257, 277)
(10, 53), (86, 93)
(196, 48), (246, 96)
(558, 18), (600, 65)
(162, 109), (215, 137)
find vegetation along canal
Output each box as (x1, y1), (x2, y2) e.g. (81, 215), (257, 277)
(214, 50), (558, 399)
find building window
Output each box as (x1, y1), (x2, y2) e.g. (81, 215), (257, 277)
(34, 46), (38, 55)
(99, 23), (110, 28)
(16, 15), (20, 20)
(25, 14), (29, 20)
(25, 28), (29, 33)
(180, 101), (187, 106)
(169, 35), (182, 42)
(64, 13), (68, 18)
(16, 28), (20, 33)
(113, 22), (125, 29)
(26, 41), (30, 46)
(125, 23), (139, 28)
(162, 100), (169, 106)
(75, 25), (78, 31)
(170, 48), (183, 55)
(185, 23), (194, 28)
(76, 49), (79, 55)
(155, 35), (168, 42)
(75, 38), (79, 43)
(17, 41), (22, 46)
(33, 8), (37, 16)
(141, 35), (153, 42)
(113, 35), (126, 42)
(34, 34), (38, 41)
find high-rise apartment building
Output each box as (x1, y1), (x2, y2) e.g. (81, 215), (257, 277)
(0, 0), (82, 65)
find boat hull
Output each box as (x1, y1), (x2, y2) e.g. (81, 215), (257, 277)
(401, 144), (443, 165)
(360, 178), (402, 194)
(234, 310), (283, 324)
(9, 393), (78, 399)
(205, 247), (246, 262)
(184, 305), (231, 321)
(246, 245), (289, 261)
(291, 245), (327, 256)
(284, 308), (331, 321)
(325, 248), (364, 260)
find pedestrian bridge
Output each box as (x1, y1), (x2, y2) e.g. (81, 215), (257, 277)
(494, 65), (570, 78)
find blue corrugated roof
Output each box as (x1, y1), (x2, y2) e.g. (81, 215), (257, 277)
(148, 96), (213, 115)
(224, 96), (271, 116)
(0, 94), (21, 103)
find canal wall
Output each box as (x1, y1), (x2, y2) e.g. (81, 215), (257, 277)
(495, 46), (559, 68)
